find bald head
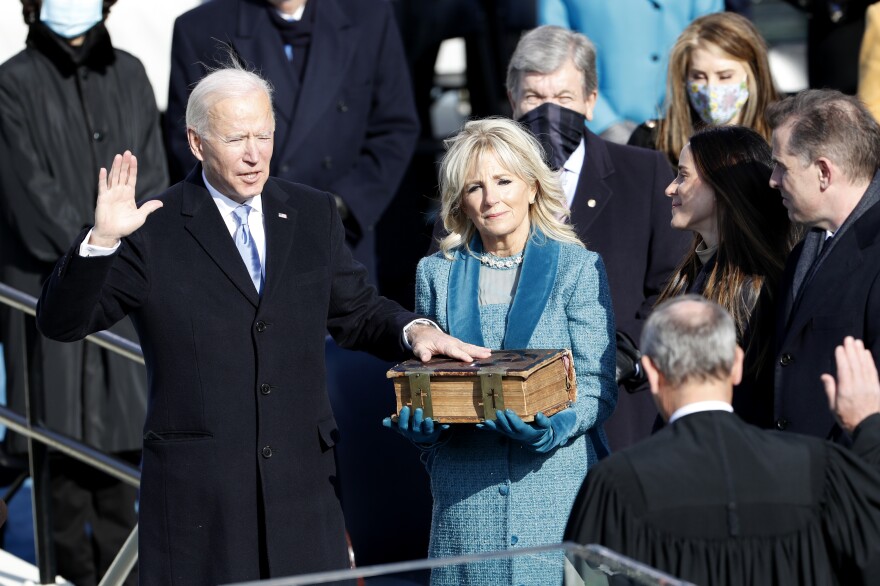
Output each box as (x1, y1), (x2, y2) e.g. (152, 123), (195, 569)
(641, 295), (738, 388)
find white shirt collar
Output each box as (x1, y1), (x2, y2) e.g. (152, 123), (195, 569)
(202, 170), (263, 217)
(667, 400), (733, 425)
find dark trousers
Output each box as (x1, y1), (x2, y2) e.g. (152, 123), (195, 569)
(50, 450), (139, 586)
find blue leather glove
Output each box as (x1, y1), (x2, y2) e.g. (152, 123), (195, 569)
(383, 406), (448, 445)
(478, 408), (578, 453)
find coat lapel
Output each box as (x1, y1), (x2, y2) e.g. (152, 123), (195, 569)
(503, 235), (559, 349)
(181, 167), (260, 308)
(569, 129), (614, 239)
(285, 0), (354, 155)
(783, 230), (864, 339)
(446, 238), (485, 347)
(233, 0), (299, 125)
(445, 233), (560, 349)
(260, 179), (299, 301)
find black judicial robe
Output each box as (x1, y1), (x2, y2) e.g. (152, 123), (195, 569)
(565, 410), (880, 585)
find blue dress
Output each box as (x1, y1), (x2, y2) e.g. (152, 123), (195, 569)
(415, 234), (617, 585)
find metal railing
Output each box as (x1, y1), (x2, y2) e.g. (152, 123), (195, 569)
(0, 281), (141, 586)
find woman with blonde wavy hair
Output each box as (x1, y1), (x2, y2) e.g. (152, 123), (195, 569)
(629, 11), (780, 168)
(385, 117), (617, 585)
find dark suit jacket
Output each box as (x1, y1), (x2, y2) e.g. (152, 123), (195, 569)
(775, 181), (880, 440)
(36, 169), (416, 585)
(572, 129), (690, 449)
(566, 410), (880, 585)
(165, 0), (419, 279)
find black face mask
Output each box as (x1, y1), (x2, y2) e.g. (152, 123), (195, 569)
(517, 102), (585, 170)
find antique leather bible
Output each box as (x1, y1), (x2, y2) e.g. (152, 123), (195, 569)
(387, 349), (576, 423)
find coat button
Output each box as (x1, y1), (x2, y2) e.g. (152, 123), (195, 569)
(256, 321), (267, 332)
(280, 163), (290, 173)
(775, 418), (788, 430)
(498, 484), (509, 496)
(92, 131), (104, 142)
(261, 446), (273, 458)
(260, 383), (271, 395)
(779, 353), (793, 366)
(337, 100), (348, 112)
(323, 156), (332, 169)
(510, 535), (518, 545)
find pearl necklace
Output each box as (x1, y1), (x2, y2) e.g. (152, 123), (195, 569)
(479, 250), (525, 269)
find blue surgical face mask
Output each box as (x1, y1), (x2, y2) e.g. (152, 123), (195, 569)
(40, 0), (104, 39)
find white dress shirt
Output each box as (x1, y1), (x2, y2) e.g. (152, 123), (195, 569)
(202, 172), (267, 269)
(668, 400), (734, 425)
(561, 138), (585, 209)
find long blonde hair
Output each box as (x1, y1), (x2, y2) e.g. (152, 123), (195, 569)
(437, 117), (582, 258)
(657, 12), (779, 167)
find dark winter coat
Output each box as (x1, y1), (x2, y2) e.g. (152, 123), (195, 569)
(36, 170), (417, 584)
(165, 0), (418, 280)
(0, 22), (168, 452)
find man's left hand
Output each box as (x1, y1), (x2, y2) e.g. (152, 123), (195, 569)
(408, 324), (490, 363)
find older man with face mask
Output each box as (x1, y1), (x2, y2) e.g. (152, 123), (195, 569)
(35, 61), (487, 585)
(0, 1), (168, 584)
(507, 25), (690, 450)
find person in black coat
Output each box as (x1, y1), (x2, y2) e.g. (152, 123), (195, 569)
(566, 295), (880, 585)
(782, 0), (875, 95)
(165, 0), (418, 282)
(768, 89), (880, 441)
(0, 1), (168, 583)
(35, 63), (487, 585)
(506, 26), (691, 450)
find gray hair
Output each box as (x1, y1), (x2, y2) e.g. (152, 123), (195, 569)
(506, 25), (597, 102)
(641, 295), (737, 387)
(185, 60), (275, 137)
(766, 89), (880, 184)
(437, 117), (582, 257)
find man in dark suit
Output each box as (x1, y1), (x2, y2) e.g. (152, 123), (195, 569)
(506, 25), (691, 449)
(35, 64), (487, 585)
(566, 295), (880, 585)
(768, 89), (880, 440)
(165, 0), (418, 281)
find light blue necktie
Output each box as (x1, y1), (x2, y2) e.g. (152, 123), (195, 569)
(232, 205), (263, 294)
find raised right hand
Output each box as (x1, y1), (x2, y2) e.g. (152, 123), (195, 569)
(822, 336), (880, 434)
(90, 150), (163, 247)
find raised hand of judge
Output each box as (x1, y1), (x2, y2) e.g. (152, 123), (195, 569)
(90, 151), (163, 248)
(478, 409), (578, 453)
(383, 406), (448, 445)
(822, 336), (880, 434)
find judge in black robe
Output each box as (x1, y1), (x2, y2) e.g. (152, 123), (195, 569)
(565, 295), (880, 586)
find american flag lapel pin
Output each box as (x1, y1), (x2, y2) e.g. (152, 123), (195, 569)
(278, 212), (288, 219)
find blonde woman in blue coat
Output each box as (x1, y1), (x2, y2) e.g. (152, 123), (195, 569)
(385, 118), (617, 585)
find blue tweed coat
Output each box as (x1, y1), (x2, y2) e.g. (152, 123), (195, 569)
(415, 234), (617, 585)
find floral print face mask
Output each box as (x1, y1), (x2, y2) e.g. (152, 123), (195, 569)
(686, 77), (749, 125)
